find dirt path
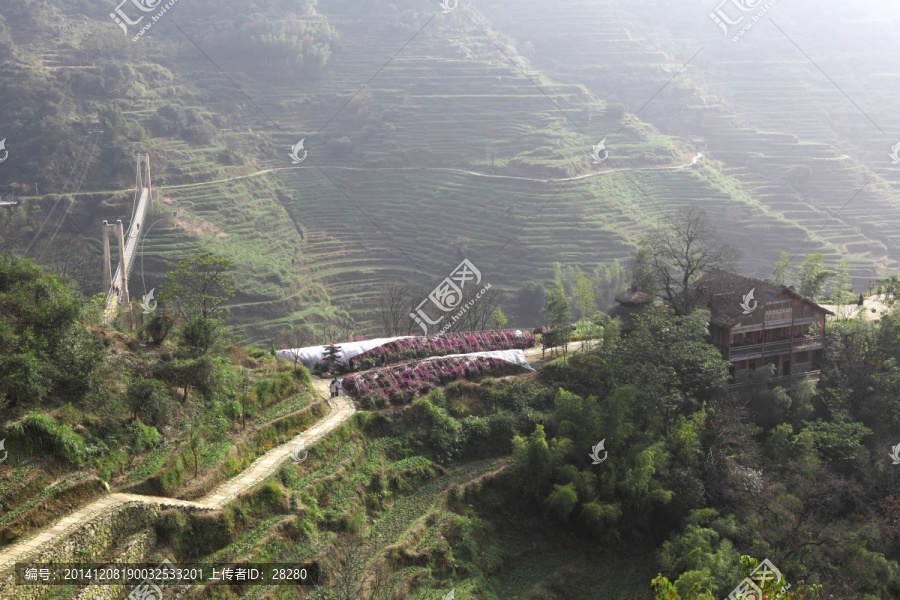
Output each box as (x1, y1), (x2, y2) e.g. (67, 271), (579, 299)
(0, 379), (353, 573)
(821, 293), (893, 321)
(0, 352), (559, 572)
(156, 153), (704, 193)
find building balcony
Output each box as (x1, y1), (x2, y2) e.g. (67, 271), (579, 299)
(731, 311), (825, 332)
(727, 335), (823, 360)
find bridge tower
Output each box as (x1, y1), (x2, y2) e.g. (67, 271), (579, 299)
(137, 153), (151, 201)
(100, 220), (129, 304)
(101, 220), (113, 292)
(116, 219), (129, 304)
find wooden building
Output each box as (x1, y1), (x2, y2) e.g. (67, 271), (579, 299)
(605, 283), (654, 334)
(686, 269), (833, 388)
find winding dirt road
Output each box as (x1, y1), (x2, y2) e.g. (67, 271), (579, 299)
(0, 380), (353, 574)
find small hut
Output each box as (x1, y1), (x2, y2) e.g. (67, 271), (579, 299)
(605, 283), (653, 334)
(534, 324), (577, 358)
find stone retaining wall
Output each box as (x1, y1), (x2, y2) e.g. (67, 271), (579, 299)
(0, 502), (208, 600)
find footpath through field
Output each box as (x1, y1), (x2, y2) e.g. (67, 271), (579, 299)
(0, 379), (353, 573)
(0, 347), (563, 573)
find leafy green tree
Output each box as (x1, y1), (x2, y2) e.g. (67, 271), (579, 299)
(797, 253), (833, 300)
(324, 343), (342, 370)
(544, 483), (578, 521)
(513, 281), (545, 326)
(512, 424), (553, 498)
(155, 355), (218, 403)
(573, 271), (598, 350)
(159, 252), (236, 321)
(0, 254), (104, 407)
(593, 259), (628, 310)
(178, 316), (227, 359)
(554, 389), (603, 462)
(877, 275), (900, 305)
(126, 378), (174, 428)
(574, 270), (596, 320)
(653, 556), (823, 600)
(827, 258), (853, 304)
(145, 312), (177, 345)
(800, 419), (872, 471)
(490, 307), (507, 329)
(773, 251), (793, 286)
(657, 517), (741, 598)
(545, 282), (571, 358)
(613, 309), (729, 436)
(631, 241), (659, 299)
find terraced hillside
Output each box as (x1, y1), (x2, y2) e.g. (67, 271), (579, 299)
(4, 0), (900, 342)
(477, 0), (900, 288)
(131, 0), (848, 337)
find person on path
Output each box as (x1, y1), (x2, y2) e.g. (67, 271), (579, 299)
(336, 378), (343, 397)
(381, 354), (387, 368)
(348, 357), (355, 372)
(329, 379), (336, 398)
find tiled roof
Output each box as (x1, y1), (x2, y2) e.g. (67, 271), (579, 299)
(689, 268), (833, 327)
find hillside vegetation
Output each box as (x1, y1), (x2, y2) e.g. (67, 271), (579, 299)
(3, 0), (897, 341)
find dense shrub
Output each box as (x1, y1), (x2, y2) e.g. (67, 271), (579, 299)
(156, 510), (235, 559)
(6, 412), (86, 466)
(0, 254), (105, 406)
(126, 378), (175, 428)
(127, 421), (160, 452)
(145, 312), (177, 345)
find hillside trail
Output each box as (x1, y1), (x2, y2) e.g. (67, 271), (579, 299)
(0, 379), (353, 574)
(0, 347), (563, 573)
(153, 153), (705, 193)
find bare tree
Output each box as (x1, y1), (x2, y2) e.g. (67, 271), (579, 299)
(644, 206), (737, 315)
(377, 282), (416, 336)
(36, 233), (95, 293)
(278, 324), (317, 372)
(454, 285), (505, 332)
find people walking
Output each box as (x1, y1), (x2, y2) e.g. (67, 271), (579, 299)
(329, 379), (337, 398)
(348, 357), (355, 372)
(335, 378), (343, 397)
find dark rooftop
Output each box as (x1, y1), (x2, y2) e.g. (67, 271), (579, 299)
(614, 282), (653, 307)
(606, 283), (654, 331)
(689, 268), (834, 328)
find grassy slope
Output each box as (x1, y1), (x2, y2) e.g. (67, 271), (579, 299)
(148, 414), (651, 600)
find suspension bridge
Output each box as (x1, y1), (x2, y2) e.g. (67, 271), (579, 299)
(102, 153), (151, 321)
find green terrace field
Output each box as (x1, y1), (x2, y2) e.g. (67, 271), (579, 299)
(7, 0), (898, 341)
(142, 415), (654, 600)
(476, 0), (900, 288)
(0, 365), (319, 545)
(101, 0), (848, 339)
